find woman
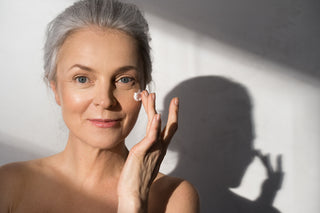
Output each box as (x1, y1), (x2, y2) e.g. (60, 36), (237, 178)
(0, 0), (199, 212)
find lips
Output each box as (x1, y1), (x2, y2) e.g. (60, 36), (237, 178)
(88, 118), (121, 128)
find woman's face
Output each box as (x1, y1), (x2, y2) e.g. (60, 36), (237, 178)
(51, 27), (142, 149)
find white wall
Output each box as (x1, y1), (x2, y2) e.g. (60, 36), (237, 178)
(1, 1), (319, 213)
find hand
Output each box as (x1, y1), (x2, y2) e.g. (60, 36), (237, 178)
(117, 91), (179, 213)
(255, 150), (284, 206)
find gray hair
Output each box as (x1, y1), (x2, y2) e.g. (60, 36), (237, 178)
(43, 0), (152, 88)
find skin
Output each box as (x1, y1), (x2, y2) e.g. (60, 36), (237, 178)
(0, 27), (199, 213)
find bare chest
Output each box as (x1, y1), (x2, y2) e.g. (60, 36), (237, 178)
(11, 179), (118, 213)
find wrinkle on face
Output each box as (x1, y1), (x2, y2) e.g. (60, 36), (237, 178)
(51, 27), (142, 150)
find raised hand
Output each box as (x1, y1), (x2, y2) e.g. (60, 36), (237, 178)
(117, 91), (179, 213)
(255, 150), (284, 207)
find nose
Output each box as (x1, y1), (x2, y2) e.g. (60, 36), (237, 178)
(93, 81), (117, 109)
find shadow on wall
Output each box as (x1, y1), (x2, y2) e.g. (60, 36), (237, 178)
(163, 76), (284, 213)
(135, 0), (320, 79)
(0, 131), (45, 165)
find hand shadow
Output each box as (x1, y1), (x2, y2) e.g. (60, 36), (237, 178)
(163, 76), (284, 213)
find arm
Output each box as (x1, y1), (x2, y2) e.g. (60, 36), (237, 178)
(117, 91), (179, 213)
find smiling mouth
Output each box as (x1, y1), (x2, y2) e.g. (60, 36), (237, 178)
(88, 119), (121, 128)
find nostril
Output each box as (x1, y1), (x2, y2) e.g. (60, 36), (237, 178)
(93, 87), (117, 108)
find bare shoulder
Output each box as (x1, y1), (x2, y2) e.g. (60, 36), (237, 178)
(164, 176), (200, 213)
(149, 173), (200, 213)
(0, 159), (45, 179)
(0, 162), (28, 212)
(0, 161), (29, 189)
(0, 160), (45, 211)
(0, 160), (43, 191)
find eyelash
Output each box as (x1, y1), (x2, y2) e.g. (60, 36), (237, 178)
(73, 75), (136, 88)
(116, 76), (135, 84)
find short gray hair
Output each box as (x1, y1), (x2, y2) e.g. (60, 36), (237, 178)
(43, 0), (152, 88)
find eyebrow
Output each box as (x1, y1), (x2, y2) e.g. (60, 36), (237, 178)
(68, 64), (139, 74)
(68, 64), (94, 72)
(116, 65), (139, 74)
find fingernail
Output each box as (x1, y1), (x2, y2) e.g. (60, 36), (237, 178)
(152, 93), (155, 100)
(174, 97), (179, 106)
(143, 90), (148, 97)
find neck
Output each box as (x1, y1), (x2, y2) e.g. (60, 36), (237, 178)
(58, 134), (129, 189)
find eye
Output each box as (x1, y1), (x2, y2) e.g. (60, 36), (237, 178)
(115, 76), (136, 90)
(118, 77), (133, 84)
(75, 76), (89, 84)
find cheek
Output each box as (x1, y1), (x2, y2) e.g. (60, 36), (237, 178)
(127, 101), (141, 120)
(118, 90), (140, 108)
(116, 90), (141, 120)
(60, 87), (92, 115)
(124, 101), (141, 135)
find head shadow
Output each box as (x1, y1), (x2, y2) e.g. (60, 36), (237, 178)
(163, 76), (260, 211)
(164, 75), (254, 185)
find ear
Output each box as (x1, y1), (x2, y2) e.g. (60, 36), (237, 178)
(50, 81), (61, 106)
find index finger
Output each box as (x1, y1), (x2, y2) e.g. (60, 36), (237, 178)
(141, 91), (157, 132)
(162, 97), (179, 146)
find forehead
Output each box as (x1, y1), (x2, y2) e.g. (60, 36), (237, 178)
(56, 27), (140, 73)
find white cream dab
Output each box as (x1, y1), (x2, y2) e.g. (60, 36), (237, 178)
(133, 90), (142, 101)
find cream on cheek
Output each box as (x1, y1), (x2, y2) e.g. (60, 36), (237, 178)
(117, 89), (141, 110)
(115, 89), (141, 126)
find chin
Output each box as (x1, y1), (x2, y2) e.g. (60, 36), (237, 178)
(67, 127), (126, 150)
(87, 133), (127, 149)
